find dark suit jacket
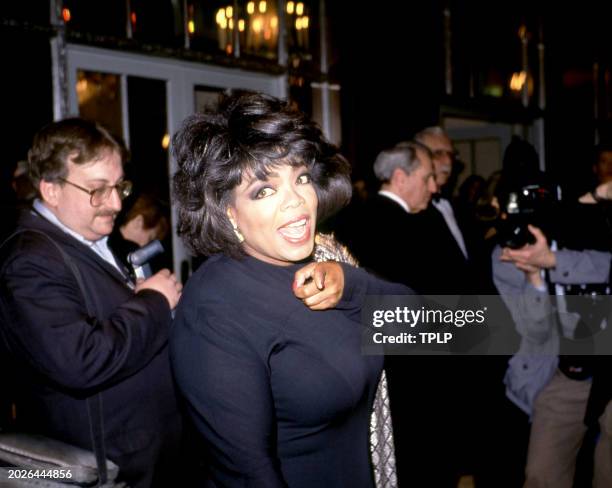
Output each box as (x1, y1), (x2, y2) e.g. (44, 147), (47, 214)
(418, 202), (476, 294)
(0, 209), (180, 487)
(334, 194), (418, 288)
(335, 193), (474, 294)
(334, 193), (501, 486)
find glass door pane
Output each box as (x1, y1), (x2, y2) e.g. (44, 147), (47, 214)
(125, 76), (173, 270)
(194, 85), (224, 112)
(126, 76), (169, 200)
(76, 70), (124, 139)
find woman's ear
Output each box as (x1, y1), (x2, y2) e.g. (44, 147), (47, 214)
(226, 207), (237, 228)
(226, 207), (244, 243)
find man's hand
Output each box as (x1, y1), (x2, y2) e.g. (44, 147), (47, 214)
(292, 262), (344, 311)
(514, 262), (545, 288)
(596, 181), (612, 200)
(135, 269), (182, 309)
(500, 224), (556, 269)
(579, 181), (612, 203)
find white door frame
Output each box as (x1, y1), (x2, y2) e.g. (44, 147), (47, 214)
(66, 44), (287, 279)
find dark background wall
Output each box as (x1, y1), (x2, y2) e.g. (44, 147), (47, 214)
(0, 27), (53, 196)
(2, 1), (612, 199)
(329, 1), (443, 185)
(544, 1), (612, 196)
(330, 0), (612, 197)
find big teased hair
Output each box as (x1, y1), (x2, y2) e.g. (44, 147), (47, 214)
(172, 92), (351, 258)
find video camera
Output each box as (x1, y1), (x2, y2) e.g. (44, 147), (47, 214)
(497, 183), (560, 249)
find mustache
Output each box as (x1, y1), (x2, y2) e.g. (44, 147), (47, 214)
(95, 211), (117, 218)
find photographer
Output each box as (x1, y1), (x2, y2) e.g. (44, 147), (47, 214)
(494, 223), (611, 488)
(0, 119), (184, 487)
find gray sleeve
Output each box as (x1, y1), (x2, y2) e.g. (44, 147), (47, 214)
(492, 245), (556, 345)
(549, 250), (611, 285)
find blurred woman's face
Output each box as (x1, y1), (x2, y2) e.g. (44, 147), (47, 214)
(227, 164), (318, 266)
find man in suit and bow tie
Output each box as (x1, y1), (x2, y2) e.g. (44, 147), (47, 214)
(0, 118), (183, 487)
(336, 138), (496, 486)
(411, 127), (512, 485)
(413, 126), (479, 294)
(333, 141), (460, 485)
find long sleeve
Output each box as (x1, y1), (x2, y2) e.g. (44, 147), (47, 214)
(0, 246), (171, 393)
(549, 249), (611, 285)
(171, 297), (287, 488)
(491, 245), (557, 346)
(336, 264), (413, 322)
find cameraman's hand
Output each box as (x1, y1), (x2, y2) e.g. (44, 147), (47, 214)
(524, 267), (545, 288)
(596, 181), (612, 200)
(579, 181), (612, 204)
(293, 262), (344, 311)
(500, 224), (556, 269)
(135, 269), (182, 309)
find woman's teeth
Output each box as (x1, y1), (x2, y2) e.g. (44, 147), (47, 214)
(279, 219), (307, 239)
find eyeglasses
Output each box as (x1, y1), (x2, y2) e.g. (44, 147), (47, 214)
(59, 178), (133, 207)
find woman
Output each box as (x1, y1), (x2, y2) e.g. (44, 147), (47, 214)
(170, 93), (407, 487)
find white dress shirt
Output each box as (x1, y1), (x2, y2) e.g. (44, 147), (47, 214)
(432, 197), (468, 259)
(33, 199), (123, 273)
(378, 190), (411, 214)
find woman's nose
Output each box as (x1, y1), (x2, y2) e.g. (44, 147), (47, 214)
(281, 186), (305, 210)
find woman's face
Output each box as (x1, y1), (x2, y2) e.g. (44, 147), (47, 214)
(228, 164), (318, 266)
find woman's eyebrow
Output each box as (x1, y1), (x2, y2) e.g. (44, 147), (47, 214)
(245, 171), (279, 187)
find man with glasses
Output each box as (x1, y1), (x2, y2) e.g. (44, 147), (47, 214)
(0, 118), (182, 487)
(401, 127), (492, 486)
(414, 126), (469, 268)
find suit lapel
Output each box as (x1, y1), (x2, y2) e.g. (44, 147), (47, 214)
(426, 204), (468, 262)
(19, 210), (131, 288)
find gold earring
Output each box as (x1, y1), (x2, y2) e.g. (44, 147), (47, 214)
(227, 210), (244, 243)
(233, 226), (245, 243)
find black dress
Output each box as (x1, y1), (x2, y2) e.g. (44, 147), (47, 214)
(170, 254), (407, 487)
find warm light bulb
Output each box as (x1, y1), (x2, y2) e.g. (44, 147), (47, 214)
(62, 7), (71, 23)
(226, 6), (233, 18)
(270, 16), (278, 29)
(252, 18), (262, 33)
(188, 20), (195, 33)
(238, 19), (245, 32)
(295, 17), (302, 30)
(509, 71), (527, 91)
(229, 18), (234, 29)
(216, 8), (226, 25)
(76, 79), (88, 94)
(287, 1), (295, 14)
(220, 17), (228, 29)
(296, 2), (304, 15)
(247, 2), (255, 14)
(259, 1), (267, 13)
(302, 16), (309, 28)
(161, 134), (170, 150)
